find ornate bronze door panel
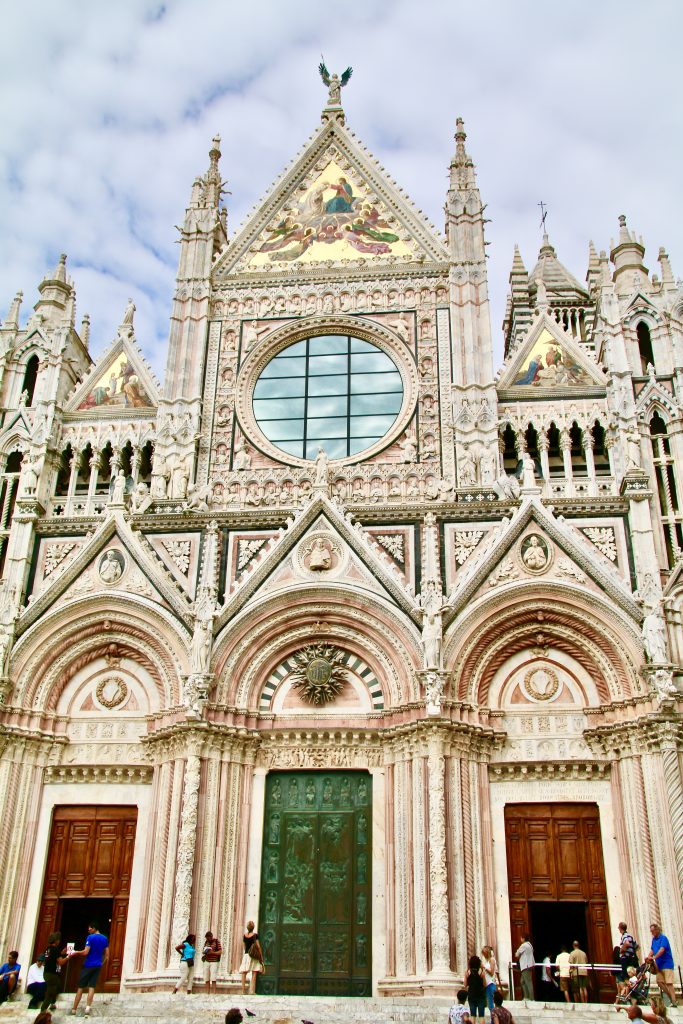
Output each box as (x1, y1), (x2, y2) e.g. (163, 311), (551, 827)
(259, 771), (371, 996)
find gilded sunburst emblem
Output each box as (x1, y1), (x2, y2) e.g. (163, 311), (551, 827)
(289, 644), (348, 705)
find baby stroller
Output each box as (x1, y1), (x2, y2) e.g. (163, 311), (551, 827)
(615, 960), (651, 1005)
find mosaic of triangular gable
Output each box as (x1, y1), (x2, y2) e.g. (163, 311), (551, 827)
(248, 159), (412, 266)
(510, 327), (594, 389)
(77, 349), (155, 412)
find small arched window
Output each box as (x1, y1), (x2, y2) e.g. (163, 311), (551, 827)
(637, 322), (655, 375)
(21, 354), (40, 405)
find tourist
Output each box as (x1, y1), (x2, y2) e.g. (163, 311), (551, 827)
(40, 932), (67, 1012)
(26, 954), (46, 1009)
(569, 939), (589, 1003)
(464, 954), (486, 1018)
(515, 934), (535, 1001)
(555, 945), (572, 1002)
(490, 989), (516, 1023)
(202, 930), (222, 995)
(225, 1010), (243, 1024)
(648, 993), (674, 1023)
(540, 951), (559, 1001)
(0, 950), (21, 1003)
(69, 922), (109, 1016)
(619, 922), (640, 978)
(648, 923), (677, 1008)
(172, 933), (196, 995)
(239, 921), (263, 995)
(448, 988), (472, 1023)
(481, 945), (499, 1013)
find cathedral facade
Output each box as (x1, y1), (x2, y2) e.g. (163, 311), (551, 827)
(0, 86), (681, 1000)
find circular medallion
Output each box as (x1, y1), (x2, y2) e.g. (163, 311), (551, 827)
(95, 675), (128, 709)
(519, 533), (551, 574)
(98, 549), (125, 584)
(295, 531), (346, 578)
(307, 657), (332, 686)
(290, 644), (348, 705)
(523, 666), (559, 702)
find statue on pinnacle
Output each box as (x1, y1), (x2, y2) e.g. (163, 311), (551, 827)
(319, 60), (352, 106)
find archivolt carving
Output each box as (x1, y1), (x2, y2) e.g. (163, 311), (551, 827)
(212, 591), (421, 709)
(446, 588), (642, 707)
(11, 597), (188, 712)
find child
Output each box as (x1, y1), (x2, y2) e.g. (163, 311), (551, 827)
(448, 989), (472, 1023)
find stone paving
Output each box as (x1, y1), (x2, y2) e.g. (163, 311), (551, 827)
(0, 993), (681, 1024)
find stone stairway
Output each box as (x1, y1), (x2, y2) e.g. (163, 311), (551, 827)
(0, 994), (680, 1024)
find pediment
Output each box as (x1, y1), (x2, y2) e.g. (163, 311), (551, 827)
(497, 315), (607, 396)
(18, 512), (192, 635)
(64, 335), (159, 416)
(445, 498), (640, 621)
(634, 379), (677, 418)
(623, 292), (663, 324)
(216, 493), (419, 628)
(214, 119), (448, 277)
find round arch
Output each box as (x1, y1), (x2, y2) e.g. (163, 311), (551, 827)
(445, 582), (643, 708)
(11, 594), (190, 715)
(212, 586), (421, 711)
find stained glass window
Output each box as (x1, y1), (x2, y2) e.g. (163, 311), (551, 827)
(253, 335), (403, 460)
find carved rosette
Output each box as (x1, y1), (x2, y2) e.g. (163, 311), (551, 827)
(427, 739), (451, 974)
(171, 752), (201, 949)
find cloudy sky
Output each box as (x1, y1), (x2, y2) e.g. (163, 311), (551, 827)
(1, 0), (681, 378)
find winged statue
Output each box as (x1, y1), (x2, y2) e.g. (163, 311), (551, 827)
(319, 61), (353, 106)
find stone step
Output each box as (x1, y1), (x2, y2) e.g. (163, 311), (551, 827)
(1, 995), (681, 1024)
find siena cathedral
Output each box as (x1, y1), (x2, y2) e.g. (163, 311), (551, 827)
(0, 79), (681, 1003)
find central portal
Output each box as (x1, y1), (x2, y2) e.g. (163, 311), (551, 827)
(258, 770), (372, 996)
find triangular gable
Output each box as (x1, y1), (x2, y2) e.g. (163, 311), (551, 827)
(15, 325), (52, 357)
(623, 292), (664, 325)
(497, 314), (607, 395)
(214, 119), (448, 277)
(0, 409), (33, 447)
(17, 511), (192, 635)
(635, 377), (677, 418)
(445, 498), (640, 622)
(65, 335), (159, 415)
(215, 493), (420, 629)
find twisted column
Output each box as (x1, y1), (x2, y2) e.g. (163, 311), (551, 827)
(427, 736), (451, 974)
(171, 751), (201, 948)
(660, 743), (683, 894)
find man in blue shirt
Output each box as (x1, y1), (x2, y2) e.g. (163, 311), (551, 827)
(649, 922), (677, 1008)
(0, 950), (21, 1003)
(69, 923), (108, 1017)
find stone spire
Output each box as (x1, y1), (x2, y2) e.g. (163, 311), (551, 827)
(586, 239), (601, 294)
(610, 214), (648, 296)
(529, 232), (589, 304)
(33, 254), (74, 325)
(449, 117), (476, 190)
(658, 246), (675, 288)
(203, 134), (223, 209)
(444, 117), (494, 385)
(3, 291), (23, 329)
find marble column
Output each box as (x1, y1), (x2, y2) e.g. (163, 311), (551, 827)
(427, 735), (451, 977)
(170, 751), (201, 949)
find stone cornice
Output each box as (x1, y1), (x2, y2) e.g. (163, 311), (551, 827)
(584, 712), (683, 757)
(489, 760), (610, 782)
(44, 765), (153, 785)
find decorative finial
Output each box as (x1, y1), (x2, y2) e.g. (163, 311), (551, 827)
(121, 298), (135, 328)
(538, 200), (548, 233)
(319, 58), (352, 107)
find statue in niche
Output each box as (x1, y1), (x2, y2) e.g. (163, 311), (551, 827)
(357, 813), (367, 845)
(458, 447), (477, 486)
(99, 550), (124, 584)
(271, 779), (282, 805)
(305, 780), (315, 805)
(479, 449), (498, 484)
(269, 813), (281, 845)
(233, 436), (251, 471)
(289, 778), (299, 805)
(642, 607), (668, 664)
(357, 851), (367, 884)
(111, 470), (127, 505)
(398, 433), (417, 463)
(323, 779), (333, 803)
(356, 934), (367, 966)
(356, 891), (367, 925)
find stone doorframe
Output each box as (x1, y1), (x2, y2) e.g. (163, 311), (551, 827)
(489, 768), (622, 974)
(247, 738), (386, 996)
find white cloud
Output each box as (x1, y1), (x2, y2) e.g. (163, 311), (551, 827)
(1, 0), (681, 375)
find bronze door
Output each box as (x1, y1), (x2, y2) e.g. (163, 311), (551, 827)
(259, 771), (371, 996)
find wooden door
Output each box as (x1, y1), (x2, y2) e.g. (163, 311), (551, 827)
(258, 771), (372, 996)
(36, 806), (137, 991)
(504, 803), (613, 1001)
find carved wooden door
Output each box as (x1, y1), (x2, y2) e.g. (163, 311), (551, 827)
(35, 806), (137, 991)
(259, 771), (371, 996)
(504, 802), (613, 1002)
